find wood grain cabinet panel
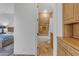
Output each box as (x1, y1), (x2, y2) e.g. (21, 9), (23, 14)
(57, 39), (79, 56)
(57, 42), (71, 56)
(74, 4), (79, 22)
(63, 3), (79, 24)
(63, 3), (74, 24)
(63, 3), (79, 38)
(62, 3), (79, 56)
(73, 23), (79, 39)
(63, 25), (73, 37)
(63, 3), (74, 20)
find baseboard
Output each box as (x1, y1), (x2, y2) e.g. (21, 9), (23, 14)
(53, 49), (57, 56)
(13, 54), (35, 56)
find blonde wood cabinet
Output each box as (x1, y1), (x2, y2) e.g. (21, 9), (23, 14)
(73, 23), (79, 38)
(74, 4), (79, 22)
(63, 3), (79, 24)
(58, 43), (67, 56)
(63, 3), (79, 38)
(63, 25), (73, 37)
(63, 3), (74, 24)
(62, 3), (79, 56)
(57, 38), (79, 56)
(57, 39), (72, 56)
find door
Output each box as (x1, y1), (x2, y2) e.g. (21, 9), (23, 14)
(14, 4), (37, 55)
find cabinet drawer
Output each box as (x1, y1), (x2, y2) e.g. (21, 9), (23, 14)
(68, 46), (79, 56)
(61, 41), (79, 56)
(63, 47), (72, 56)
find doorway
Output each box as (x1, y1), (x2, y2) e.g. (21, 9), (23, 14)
(37, 7), (53, 56)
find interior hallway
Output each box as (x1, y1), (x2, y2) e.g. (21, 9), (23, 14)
(37, 40), (53, 56)
(37, 38), (53, 56)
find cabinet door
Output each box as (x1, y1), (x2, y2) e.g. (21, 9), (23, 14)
(58, 41), (66, 56)
(57, 43), (61, 56)
(73, 23), (79, 39)
(64, 49), (72, 56)
(61, 47), (66, 56)
(63, 25), (73, 37)
(14, 4), (37, 54)
(74, 4), (79, 22)
(63, 3), (74, 24)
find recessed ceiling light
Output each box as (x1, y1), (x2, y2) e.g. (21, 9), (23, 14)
(43, 10), (48, 13)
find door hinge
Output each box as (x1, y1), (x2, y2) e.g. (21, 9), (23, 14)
(37, 19), (38, 21)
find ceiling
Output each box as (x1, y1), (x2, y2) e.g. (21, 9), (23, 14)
(37, 3), (54, 12)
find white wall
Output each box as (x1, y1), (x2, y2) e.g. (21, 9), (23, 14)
(56, 3), (63, 37)
(0, 4), (14, 26)
(14, 4), (37, 55)
(0, 14), (14, 27)
(53, 3), (62, 56)
(0, 3), (14, 34)
(0, 3), (14, 14)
